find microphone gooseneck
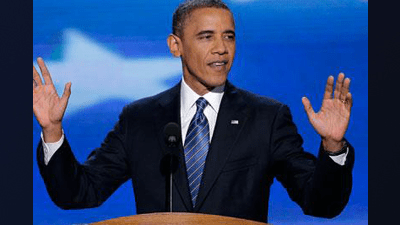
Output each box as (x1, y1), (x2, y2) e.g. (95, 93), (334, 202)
(162, 122), (181, 212)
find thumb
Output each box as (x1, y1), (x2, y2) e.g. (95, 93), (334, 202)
(302, 97), (315, 119)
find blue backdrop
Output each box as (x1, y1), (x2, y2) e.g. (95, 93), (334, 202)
(33, 0), (368, 224)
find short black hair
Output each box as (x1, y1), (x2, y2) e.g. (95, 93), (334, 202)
(172, 0), (232, 37)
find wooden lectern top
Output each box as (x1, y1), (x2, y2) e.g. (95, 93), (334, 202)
(91, 212), (270, 225)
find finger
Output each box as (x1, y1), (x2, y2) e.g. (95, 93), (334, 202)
(37, 57), (53, 85)
(302, 97), (315, 119)
(33, 64), (43, 86)
(345, 92), (353, 111)
(323, 76), (334, 99)
(333, 73), (345, 99)
(340, 77), (351, 102)
(60, 82), (72, 108)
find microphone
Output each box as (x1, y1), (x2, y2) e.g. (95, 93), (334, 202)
(161, 122), (180, 212)
(164, 122), (181, 149)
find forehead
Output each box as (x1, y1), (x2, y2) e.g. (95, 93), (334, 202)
(183, 7), (235, 34)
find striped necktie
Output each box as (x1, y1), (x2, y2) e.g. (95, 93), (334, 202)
(184, 97), (210, 208)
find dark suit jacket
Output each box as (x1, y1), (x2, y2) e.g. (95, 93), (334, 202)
(37, 81), (354, 223)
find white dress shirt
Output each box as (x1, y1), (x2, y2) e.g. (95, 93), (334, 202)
(180, 77), (224, 144)
(41, 79), (348, 165)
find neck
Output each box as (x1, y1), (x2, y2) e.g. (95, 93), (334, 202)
(182, 76), (225, 96)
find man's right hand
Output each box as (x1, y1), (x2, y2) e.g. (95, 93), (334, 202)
(33, 57), (71, 142)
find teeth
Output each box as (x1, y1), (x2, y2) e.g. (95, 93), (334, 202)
(213, 62), (225, 66)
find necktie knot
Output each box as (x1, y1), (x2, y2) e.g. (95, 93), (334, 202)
(195, 97), (208, 115)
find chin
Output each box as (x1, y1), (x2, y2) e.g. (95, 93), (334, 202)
(204, 76), (228, 88)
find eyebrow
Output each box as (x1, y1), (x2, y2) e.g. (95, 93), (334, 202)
(196, 29), (236, 36)
(196, 30), (214, 36)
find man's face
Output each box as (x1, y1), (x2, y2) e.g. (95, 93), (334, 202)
(175, 7), (236, 95)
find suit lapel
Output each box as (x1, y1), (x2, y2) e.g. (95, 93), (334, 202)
(194, 81), (249, 211)
(154, 82), (193, 211)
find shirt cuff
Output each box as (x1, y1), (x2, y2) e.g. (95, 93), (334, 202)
(328, 147), (349, 166)
(41, 130), (65, 165)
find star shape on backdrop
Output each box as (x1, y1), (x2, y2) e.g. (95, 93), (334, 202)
(34, 28), (182, 114)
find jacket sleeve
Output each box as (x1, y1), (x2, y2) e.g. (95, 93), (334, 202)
(271, 104), (354, 218)
(37, 109), (130, 210)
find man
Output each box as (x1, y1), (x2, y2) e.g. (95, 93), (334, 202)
(33, 0), (354, 223)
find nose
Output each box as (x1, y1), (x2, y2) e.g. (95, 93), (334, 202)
(211, 37), (228, 55)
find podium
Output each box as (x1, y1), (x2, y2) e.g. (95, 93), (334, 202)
(91, 212), (270, 224)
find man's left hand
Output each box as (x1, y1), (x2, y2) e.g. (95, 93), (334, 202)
(302, 73), (353, 153)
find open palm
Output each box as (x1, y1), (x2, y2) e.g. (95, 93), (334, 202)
(33, 58), (71, 131)
(302, 73), (353, 144)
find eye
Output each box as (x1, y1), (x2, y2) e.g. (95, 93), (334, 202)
(199, 35), (212, 40)
(224, 34), (235, 41)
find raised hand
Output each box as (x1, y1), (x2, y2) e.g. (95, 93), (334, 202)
(33, 57), (71, 142)
(301, 73), (353, 152)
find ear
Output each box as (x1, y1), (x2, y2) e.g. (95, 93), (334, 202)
(167, 34), (182, 57)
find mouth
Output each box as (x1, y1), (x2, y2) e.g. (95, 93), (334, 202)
(208, 60), (229, 70)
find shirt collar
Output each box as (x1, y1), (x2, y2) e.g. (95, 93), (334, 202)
(180, 77), (225, 116)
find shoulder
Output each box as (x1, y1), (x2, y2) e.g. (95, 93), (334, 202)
(226, 82), (296, 133)
(228, 82), (287, 113)
(120, 83), (180, 117)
